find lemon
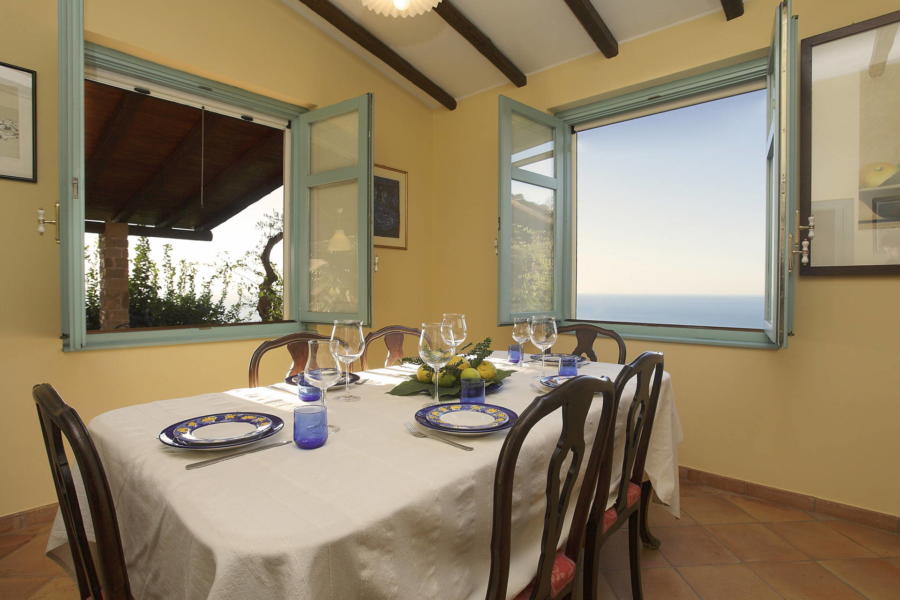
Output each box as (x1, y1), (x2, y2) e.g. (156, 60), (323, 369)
(448, 356), (470, 370)
(460, 367), (480, 380)
(477, 361), (497, 380)
(416, 366), (433, 383)
(432, 370), (457, 387)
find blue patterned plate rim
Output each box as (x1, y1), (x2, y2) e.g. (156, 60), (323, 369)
(285, 372), (360, 389)
(159, 413), (283, 450)
(529, 353), (588, 364)
(414, 403), (518, 433)
(537, 375), (577, 389)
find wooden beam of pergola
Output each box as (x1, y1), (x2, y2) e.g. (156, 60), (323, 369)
(86, 93), (146, 187)
(720, 0), (744, 21)
(296, 0), (457, 110)
(562, 0), (618, 58)
(85, 221), (213, 241)
(196, 175), (284, 232)
(434, 1), (526, 87)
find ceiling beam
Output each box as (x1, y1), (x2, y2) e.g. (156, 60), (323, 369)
(433, 1), (526, 88)
(195, 175), (284, 232)
(85, 221), (213, 242)
(86, 93), (146, 187)
(562, 0), (618, 59)
(720, 0), (744, 21)
(296, 0), (457, 110)
(869, 22), (899, 77)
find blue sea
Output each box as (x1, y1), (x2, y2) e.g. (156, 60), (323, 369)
(576, 294), (764, 330)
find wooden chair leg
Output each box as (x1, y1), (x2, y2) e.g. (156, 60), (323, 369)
(638, 480), (661, 549)
(628, 512), (644, 600)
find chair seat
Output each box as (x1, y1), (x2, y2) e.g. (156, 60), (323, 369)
(602, 482), (642, 532)
(512, 551), (577, 600)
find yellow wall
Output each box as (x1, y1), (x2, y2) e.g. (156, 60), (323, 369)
(431, 0), (900, 516)
(2, 0), (899, 519)
(0, 0), (434, 516)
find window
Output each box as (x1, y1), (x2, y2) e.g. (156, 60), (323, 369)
(59, 1), (372, 350)
(498, 0), (798, 349)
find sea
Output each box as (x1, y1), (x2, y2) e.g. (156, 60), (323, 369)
(575, 294), (765, 330)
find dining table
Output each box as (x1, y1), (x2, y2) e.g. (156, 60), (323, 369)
(46, 352), (682, 600)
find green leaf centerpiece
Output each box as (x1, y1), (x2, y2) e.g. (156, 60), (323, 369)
(388, 337), (513, 399)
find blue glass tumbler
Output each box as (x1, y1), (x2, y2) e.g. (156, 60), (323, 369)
(558, 356), (578, 377)
(293, 403), (328, 449)
(508, 343), (522, 365)
(460, 378), (486, 404)
(298, 380), (321, 403)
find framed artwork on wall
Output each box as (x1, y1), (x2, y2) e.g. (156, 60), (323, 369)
(800, 10), (900, 275)
(0, 61), (36, 183)
(373, 164), (407, 249)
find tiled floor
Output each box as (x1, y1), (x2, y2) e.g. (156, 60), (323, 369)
(0, 481), (898, 599)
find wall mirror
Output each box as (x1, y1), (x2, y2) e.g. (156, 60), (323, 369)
(800, 11), (900, 275)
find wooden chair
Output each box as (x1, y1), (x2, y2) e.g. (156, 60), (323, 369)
(359, 325), (420, 370)
(557, 323), (627, 364)
(247, 331), (329, 387)
(581, 352), (664, 600)
(33, 383), (133, 600)
(486, 375), (618, 600)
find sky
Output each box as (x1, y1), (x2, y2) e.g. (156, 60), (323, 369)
(575, 89), (767, 297)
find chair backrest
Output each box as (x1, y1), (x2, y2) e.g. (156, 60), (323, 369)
(360, 325), (420, 370)
(33, 383), (131, 600)
(557, 323), (627, 364)
(247, 331), (329, 387)
(486, 375), (618, 600)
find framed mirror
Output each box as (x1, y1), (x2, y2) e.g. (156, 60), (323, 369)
(800, 10), (900, 275)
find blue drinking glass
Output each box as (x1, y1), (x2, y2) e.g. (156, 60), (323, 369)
(298, 379), (322, 403)
(293, 404), (328, 449)
(558, 356), (578, 377)
(460, 378), (486, 404)
(508, 343), (522, 365)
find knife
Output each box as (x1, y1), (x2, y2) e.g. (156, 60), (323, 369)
(185, 439), (292, 470)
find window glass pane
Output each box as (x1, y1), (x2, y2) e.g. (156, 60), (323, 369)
(575, 90), (767, 329)
(511, 113), (555, 177)
(510, 180), (555, 313)
(309, 180), (359, 313)
(82, 80), (288, 331)
(310, 111), (358, 174)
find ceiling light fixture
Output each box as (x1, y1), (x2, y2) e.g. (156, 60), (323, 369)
(362, 0), (442, 18)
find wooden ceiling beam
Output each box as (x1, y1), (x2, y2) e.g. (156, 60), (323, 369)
(195, 175), (284, 232)
(562, 0), (618, 59)
(434, 1), (526, 87)
(85, 221), (213, 242)
(296, 0), (457, 110)
(86, 93), (146, 187)
(720, 0), (744, 21)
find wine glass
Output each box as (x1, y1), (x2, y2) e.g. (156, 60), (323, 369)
(440, 313), (467, 355)
(330, 320), (365, 402)
(304, 340), (342, 431)
(511, 316), (531, 364)
(419, 323), (453, 405)
(529, 316), (558, 377)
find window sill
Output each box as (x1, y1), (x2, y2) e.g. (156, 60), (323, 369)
(563, 321), (777, 350)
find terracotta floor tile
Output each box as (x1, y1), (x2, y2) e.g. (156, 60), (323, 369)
(0, 531), (65, 578)
(655, 526), (740, 567)
(825, 520), (900, 557)
(821, 558), (900, 600)
(0, 534), (34, 560)
(678, 564), (781, 600)
(681, 495), (755, 525)
(725, 495), (814, 523)
(0, 576), (52, 598)
(589, 571), (618, 600)
(605, 568), (699, 600)
(649, 502), (696, 527)
(593, 528), (669, 571)
(706, 523), (808, 562)
(28, 576), (79, 599)
(749, 561), (866, 600)
(766, 522), (874, 560)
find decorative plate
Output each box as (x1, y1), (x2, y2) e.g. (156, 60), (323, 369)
(159, 412), (284, 450)
(285, 372), (361, 389)
(537, 375), (577, 389)
(414, 403), (518, 437)
(529, 353), (589, 365)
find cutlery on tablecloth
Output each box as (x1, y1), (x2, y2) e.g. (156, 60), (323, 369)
(185, 439), (292, 470)
(404, 422), (473, 451)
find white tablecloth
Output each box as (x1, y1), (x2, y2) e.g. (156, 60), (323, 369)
(48, 356), (681, 600)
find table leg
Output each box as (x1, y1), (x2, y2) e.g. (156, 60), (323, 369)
(639, 480), (661, 549)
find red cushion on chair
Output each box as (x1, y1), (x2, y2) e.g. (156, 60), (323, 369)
(602, 484), (643, 532)
(627, 482), (641, 507)
(512, 551), (577, 600)
(603, 508), (618, 532)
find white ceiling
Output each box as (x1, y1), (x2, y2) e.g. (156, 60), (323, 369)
(283, 0), (728, 108)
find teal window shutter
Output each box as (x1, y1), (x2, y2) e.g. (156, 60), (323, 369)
(297, 94), (373, 326)
(763, 0), (799, 348)
(497, 96), (570, 325)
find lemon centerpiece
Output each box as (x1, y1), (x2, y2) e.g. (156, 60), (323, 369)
(389, 337), (513, 399)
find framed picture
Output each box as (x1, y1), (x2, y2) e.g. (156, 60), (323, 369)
(373, 164), (407, 249)
(0, 61), (36, 183)
(799, 10), (900, 275)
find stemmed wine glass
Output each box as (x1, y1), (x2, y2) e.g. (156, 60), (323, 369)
(419, 323), (454, 405)
(330, 320), (365, 402)
(304, 340), (342, 432)
(511, 316), (531, 364)
(529, 316), (558, 377)
(440, 313), (467, 355)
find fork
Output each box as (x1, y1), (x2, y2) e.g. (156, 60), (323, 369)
(404, 422), (473, 451)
